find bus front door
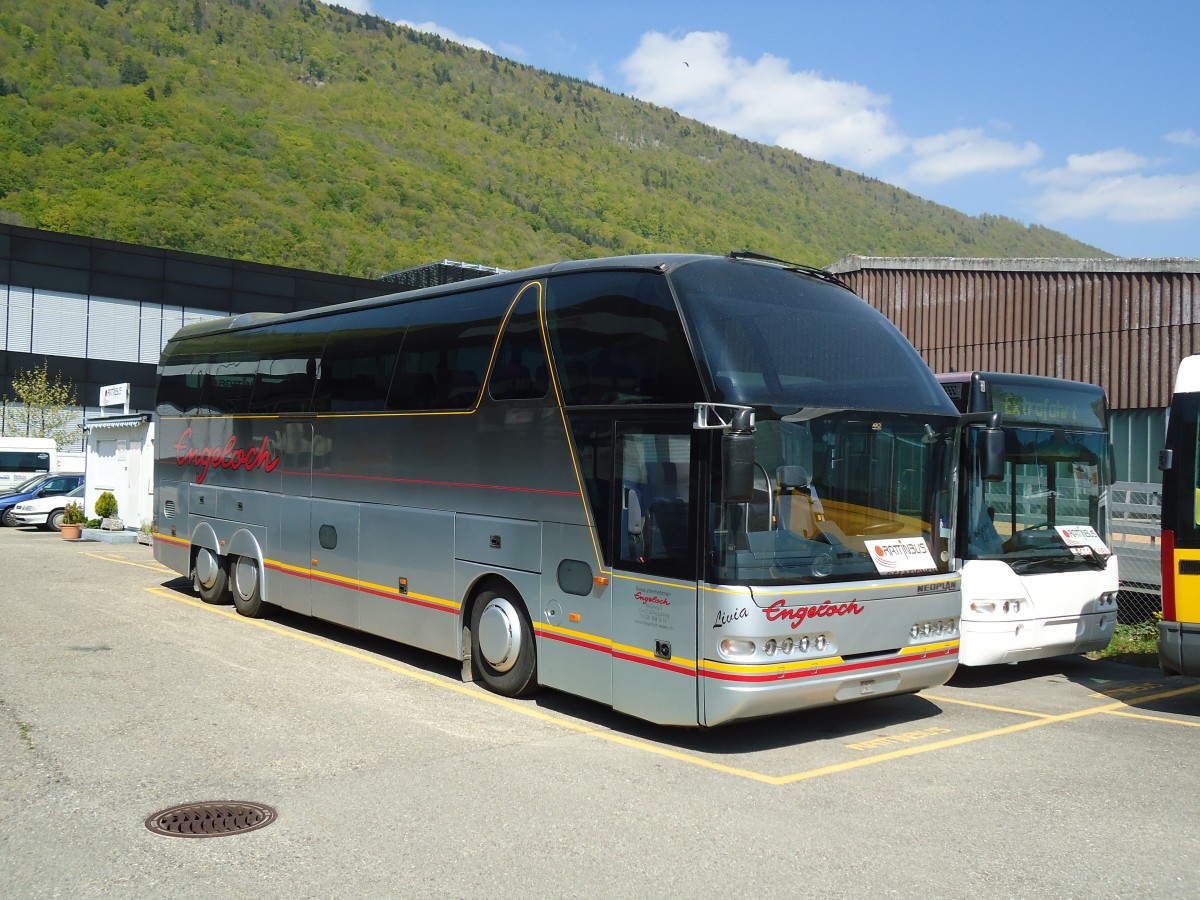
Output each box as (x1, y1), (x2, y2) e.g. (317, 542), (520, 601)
(609, 424), (701, 726)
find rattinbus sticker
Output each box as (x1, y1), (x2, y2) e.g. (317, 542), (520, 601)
(1055, 525), (1110, 555)
(864, 537), (937, 575)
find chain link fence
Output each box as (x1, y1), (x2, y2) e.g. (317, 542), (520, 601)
(1111, 481), (1162, 624)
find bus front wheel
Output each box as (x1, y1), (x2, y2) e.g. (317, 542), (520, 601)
(193, 548), (231, 605)
(231, 555), (267, 618)
(471, 587), (538, 697)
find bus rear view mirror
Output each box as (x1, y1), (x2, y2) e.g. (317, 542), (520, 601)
(722, 432), (756, 503)
(1160, 448), (1175, 471)
(980, 428), (1005, 481)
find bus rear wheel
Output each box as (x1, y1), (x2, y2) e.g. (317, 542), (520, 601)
(471, 587), (538, 697)
(230, 555), (267, 618)
(193, 548), (231, 605)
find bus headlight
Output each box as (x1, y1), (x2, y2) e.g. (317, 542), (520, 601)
(720, 638), (756, 657)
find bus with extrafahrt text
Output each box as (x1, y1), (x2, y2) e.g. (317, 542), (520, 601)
(153, 252), (985, 726)
(938, 372), (1119, 666)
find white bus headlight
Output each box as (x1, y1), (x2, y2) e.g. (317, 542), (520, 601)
(720, 638), (756, 657)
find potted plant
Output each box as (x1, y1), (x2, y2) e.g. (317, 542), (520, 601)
(60, 502), (86, 540)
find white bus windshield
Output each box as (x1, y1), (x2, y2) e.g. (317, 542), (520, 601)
(964, 426), (1110, 573)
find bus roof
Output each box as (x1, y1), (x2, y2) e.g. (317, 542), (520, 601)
(164, 253), (844, 345)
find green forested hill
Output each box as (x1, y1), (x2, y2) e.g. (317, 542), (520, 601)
(0, 0), (1107, 278)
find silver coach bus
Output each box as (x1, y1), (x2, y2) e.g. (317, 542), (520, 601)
(153, 252), (972, 727)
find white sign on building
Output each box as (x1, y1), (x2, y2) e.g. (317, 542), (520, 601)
(99, 382), (130, 414)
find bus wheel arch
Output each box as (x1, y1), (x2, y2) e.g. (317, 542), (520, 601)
(190, 523), (230, 605)
(467, 576), (539, 697)
(227, 529), (270, 619)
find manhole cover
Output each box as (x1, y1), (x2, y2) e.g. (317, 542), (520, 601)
(145, 801), (277, 838)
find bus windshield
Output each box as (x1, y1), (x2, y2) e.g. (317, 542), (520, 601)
(671, 259), (952, 416)
(964, 425), (1110, 572)
(709, 408), (955, 585)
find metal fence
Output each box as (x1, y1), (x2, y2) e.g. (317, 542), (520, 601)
(1111, 481), (1162, 624)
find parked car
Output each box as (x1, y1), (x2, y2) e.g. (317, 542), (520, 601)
(10, 483), (87, 531)
(0, 474), (85, 527)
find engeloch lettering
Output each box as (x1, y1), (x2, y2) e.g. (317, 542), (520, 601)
(635, 591), (670, 606)
(173, 427), (281, 484)
(764, 598), (865, 629)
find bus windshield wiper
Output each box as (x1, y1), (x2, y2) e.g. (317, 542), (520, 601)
(728, 250), (847, 287)
(1009, 552), (1107, 574)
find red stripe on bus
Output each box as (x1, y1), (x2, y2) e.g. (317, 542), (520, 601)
(265, 563), (457, 614)
(536, 629), (696, 676)
(536, 627), (954, 682)
(613, 651), (697, 677)
(277, 469), (580, 497)
(701, 647), (957, 683)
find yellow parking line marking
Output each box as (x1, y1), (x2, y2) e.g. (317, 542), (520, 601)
(143, 583), (1200, 786)
(1104, 709), (1200, 728)
(923, 693), (1056, 719)
(85, 550), (174, 574)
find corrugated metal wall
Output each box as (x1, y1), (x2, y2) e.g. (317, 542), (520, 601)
(833, 260), (1200, 412)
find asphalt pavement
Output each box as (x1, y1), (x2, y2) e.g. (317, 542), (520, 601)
(2, 525), (1198, 898)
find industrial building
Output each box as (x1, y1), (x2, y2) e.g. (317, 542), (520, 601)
(828, 255), (1200, 483)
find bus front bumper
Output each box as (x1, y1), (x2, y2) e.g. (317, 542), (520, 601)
(700, 644), (958, 727)
(958, 611), (1116, 666)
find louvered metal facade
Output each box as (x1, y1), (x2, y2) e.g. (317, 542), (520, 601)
(828, 256), (1200, 410)
(827, 256), (1200, 482)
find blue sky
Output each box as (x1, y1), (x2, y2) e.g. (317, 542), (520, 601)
(344, 1), (1199, 259)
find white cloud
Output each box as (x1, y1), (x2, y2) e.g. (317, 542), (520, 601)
(393, 19), (496, 53)
(1027, 149), (1147, 186)
(1034, 173), (1200, 223)
(618, 31), (1056, 183)
(1166, 129), (1200, 149)
(906, 129), (1041, 183)
(619, 31), (905, 169)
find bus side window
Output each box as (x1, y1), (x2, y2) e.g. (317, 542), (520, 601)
(312, 310), (405, 413)
(388, 285), (512, 411)
(490, 285), (549, 402)
(617, 431), (693, 577)
(545, 271), (703, 406)
(246, 322), (329, 414)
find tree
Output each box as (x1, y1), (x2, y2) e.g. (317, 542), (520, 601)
(1, 360), (81, 446)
